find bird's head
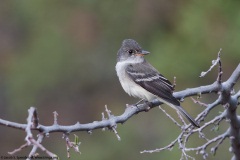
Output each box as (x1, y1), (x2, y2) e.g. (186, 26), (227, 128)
(117, 39), (150, 63)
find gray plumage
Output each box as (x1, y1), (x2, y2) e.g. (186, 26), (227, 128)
(116, 39), (199, 128)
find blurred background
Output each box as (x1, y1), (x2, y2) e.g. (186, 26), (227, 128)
(0, 0), (239, 159)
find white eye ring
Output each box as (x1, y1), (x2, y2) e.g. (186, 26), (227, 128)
(128, 50), (134, 54)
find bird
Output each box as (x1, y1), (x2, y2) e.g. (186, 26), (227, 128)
(115, 39), (199, 128)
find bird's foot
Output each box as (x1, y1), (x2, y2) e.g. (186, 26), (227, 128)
(134, 99), (152, 111)
(144, 101), (152, 111)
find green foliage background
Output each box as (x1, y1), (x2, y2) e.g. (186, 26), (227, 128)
(0, 1), (239, 159)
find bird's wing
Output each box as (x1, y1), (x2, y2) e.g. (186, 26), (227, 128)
(126, 61), (180, 106)
(126, 61), (200, 128)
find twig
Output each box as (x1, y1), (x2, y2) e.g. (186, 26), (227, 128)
(199, 48), (222, 78)
(8, 143), (28, 155)
(191, 97), (208, 107)
(32, 107), (39, 128)
(140, 133), (182, 153)
(25, 107), (36, 144)
(159, 106), (182, 128)
(65, 135), (71, 158)
(195, 97), (222, 122)
(64, 134), (81, 158)
(28, 133), (44, 158)
(216, 51), (223, 83)
(105, 105), (121, 141)
(177, 110), (187, 127)
(185, 130), (229, 152)
(53, 111), (58, 125)
(29, 137), (58, 159)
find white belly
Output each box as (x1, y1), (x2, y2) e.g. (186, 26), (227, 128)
(116, 62), (156, 101)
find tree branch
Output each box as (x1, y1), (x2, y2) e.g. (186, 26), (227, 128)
(0, 59), (239, 159)
(2, 63), (239, 134)
(140, 63), (240, 159)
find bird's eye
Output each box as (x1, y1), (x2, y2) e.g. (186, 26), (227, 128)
(128, 50), (134, 55)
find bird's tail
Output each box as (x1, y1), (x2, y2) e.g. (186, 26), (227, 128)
(176, 105), (200, 128)
(165, 102), (200, 128)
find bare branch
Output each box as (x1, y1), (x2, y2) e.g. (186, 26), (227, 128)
(0, 60), (239, 159)
(158, 106), (182, 128)
(0, 64), (238, 135)
(28, 134), (44, 158)
(224, 63), (240, 89)
(64, 134), (81, 158)
(29, 137), (58, 160)
(185, 130), (229, 153)
(8, 143), (28, 155)
(105, 105), (121, 141)
(177, 110), (187, 127)
(191, 97), (208, 108)
(32, 107), (39, 128)
(199, 48), (222, 78)
(25, 107), (35, 144)
(139, 61), (239, 159)
(216, 51), (223, 83)
(140, 133), (182, 153)
(53, 111), (59, 125)
(0, 118), (27, 130)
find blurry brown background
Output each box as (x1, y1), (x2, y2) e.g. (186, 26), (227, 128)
(0, 1), (239, 159)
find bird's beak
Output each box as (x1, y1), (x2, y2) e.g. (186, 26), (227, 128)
(141, 50), (150, 55)
(136, 50), (150, 56)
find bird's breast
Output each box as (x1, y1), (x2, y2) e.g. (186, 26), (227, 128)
(116, 62), (156, 101)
